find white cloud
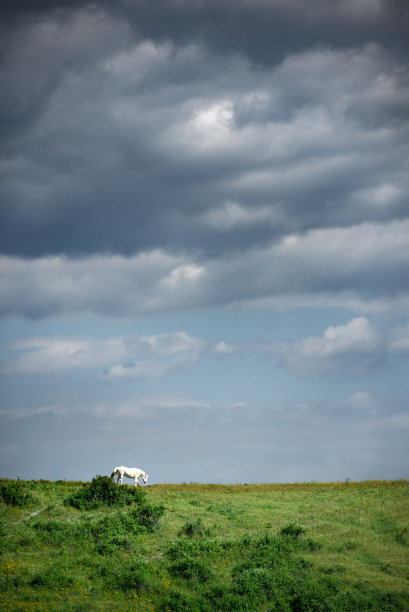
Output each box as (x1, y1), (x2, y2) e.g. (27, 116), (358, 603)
(269, 317), (383, 377)
(213, 341), (237, 355)
(1, 330), (210, 379)
(160, 265), (206, 290)
(140, 331), (205, 357)
(2, 336), (126, 374)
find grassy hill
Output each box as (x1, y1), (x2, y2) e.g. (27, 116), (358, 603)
(1, 478), (408, 610)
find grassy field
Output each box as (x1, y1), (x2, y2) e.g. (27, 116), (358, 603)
(1, 478), (408, 610)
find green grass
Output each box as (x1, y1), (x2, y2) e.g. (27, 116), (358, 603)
(1, 478), (408, 610)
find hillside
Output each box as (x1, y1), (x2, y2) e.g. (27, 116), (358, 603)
(1, 478), (408, 610)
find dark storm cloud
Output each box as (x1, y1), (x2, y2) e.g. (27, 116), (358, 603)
(0, 0), (408, 310)
(2, 0), (409, 60)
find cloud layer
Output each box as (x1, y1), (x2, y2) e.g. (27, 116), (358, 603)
(1, 219), (409, 318)
(0, 3), (408, 267)
(3, 317), (408, 382)
(1, 391), (408, 483)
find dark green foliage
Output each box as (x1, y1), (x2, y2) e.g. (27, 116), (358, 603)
(91, 512), (143, 555)
(207, 585), (255, 612)
(0, 518), (6, 550)
(32, 517), (94, 549)
(33, 502), (165, 555)
(100, 557), (151, 593)
(64, 475), (147, 510)
(179, 517), (210, 537)
(0, 569), (25, 592)
(167, 537), (223, 562)
(0, 479), (35, 507)
(226, 531), (332, 610)
(167, 535), (218, 584)
(331, 585), (409, 611)
(280, 523), (306, 539)
(198, 529), (407, 612)
(158, 588), (208, 611)
(207, 502), (238, 519)
(32, 519), (75, 545)
(170, 557), (213, 582)
(394, 527), (408, 546)
(30, 564), (75, 589)
(130, 501), (165, 532)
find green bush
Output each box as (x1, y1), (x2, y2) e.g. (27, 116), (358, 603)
(167, 537), (223, 563)
(179, 518), (210, 538)
(32, 519), (74, 545)
(33, 503), (165, 555)
(91, 512), (143, 555)
(30, 564), (75, 589)
(280, 523), (306, 539)
(100, 557), (151, 593)
(130, 502), (165, 532)
(394, 527), (408, 546)
(206, 585), (252, 611)
(227, 531), (316, 610)
(158, 588), (208, 611)
(331, 584), (409, 611)
(0, 518), (6, 544)
(170, 557), (213, 582)
(64, 475), (147, 510)
(0, 480), (35, 507)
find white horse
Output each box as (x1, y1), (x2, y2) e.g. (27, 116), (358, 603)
(110, 466), (148, 486)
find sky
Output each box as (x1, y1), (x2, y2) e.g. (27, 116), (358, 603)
(1, 0), (409, 484)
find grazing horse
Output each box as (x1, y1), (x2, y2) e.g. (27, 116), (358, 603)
(110, 466), (148, 486)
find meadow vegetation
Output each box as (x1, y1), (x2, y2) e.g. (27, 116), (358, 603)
(0, 478), (408, 610)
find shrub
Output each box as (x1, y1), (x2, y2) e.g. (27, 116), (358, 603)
(0, 480), (35, 507)
(101, 557), (151, 593)
(130, 502), (165, 532)
(169, 557), (212, 582)
(227, 532), (313, 609)
(91, 513), (142, 555)
(332, 585), (409, 611)
(207, 582), (278, 612)
(280, 523), (306, 539)
(394, 527), (408, 546)
(158, 588), (208, 611)
(64, 475), (147, 510)
(232, 567), (272, 607)
(34, 500), (164, 555)
(0, 518), (6, 541)
(91, 503), (164, 554)
(167, 537), (223, 562)
(32, 519), (74, 545)
(30, 562), (75, 589)
(179, 518), (210, 538)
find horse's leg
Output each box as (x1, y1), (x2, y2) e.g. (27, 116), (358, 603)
(134, 476), (138, 486)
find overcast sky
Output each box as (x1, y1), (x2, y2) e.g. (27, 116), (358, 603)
(1, 0), (409, 484)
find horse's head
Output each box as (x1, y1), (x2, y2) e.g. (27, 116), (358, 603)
(143, 473), (148, 484)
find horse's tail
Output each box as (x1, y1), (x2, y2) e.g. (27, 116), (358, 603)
(110, 468), (118, 478)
